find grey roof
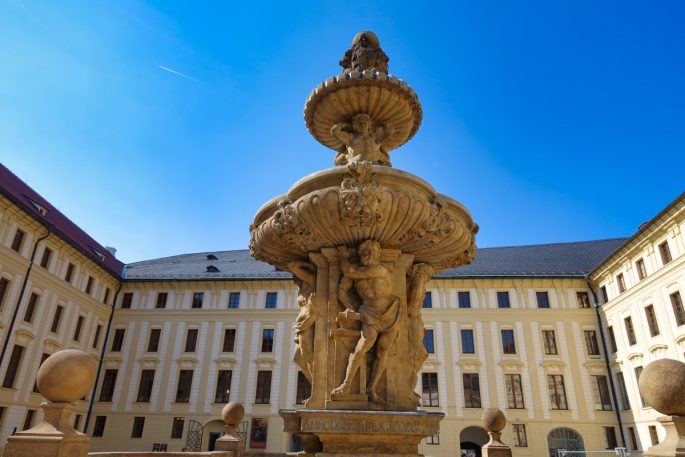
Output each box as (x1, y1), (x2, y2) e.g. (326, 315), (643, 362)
(124, 238), (628, 281)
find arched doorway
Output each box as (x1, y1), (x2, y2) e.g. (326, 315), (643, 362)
(547, 427), (585, 457)
(460, 426), (488, 457)
(202, 420), (224, 451)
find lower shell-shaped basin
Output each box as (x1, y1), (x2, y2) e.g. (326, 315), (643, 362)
(250, 162), (478, 271)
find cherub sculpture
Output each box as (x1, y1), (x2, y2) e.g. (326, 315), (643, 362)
(331, 113), (393, 166)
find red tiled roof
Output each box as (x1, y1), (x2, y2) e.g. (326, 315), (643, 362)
(0, 163), (124, 278)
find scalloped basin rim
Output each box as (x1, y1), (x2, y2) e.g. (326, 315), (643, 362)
(252, 165), (472, 227)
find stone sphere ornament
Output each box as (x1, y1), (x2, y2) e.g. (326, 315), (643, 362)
(222, 402), (245, 426)
(36, 349), (97, 402)
(481, 407), (506, 433)
(638, 358), (685, 416)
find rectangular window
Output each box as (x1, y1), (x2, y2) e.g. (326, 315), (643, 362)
(505, 374), (525, 409)
(103, 287), (110, 305)
(261, 328), (274, 352)
(645, 305), (660, 336)
(73, 315), (84, 341)
(296, 371), (312, 405)
(50, 305), (64, 333)
(99, 369), (118, 402)
(22, 409), (34, 431)
(659, 241), (672, 265)
(222, 328), (236, 352)
(92, 324), (102, 349)
(147, 329), (161, 352)
(635, 366), (647, 406)
(33, 353), (50, 393)
(185, 329), (198, 352)
(425, 434), (440, 445)
(496, 291), (510, 308)
(617, 372), (631, 410)
(501, 329), (516, 354)
(131, 416), (145, 438)
(3, 345), (24, 388)
(547, 374), (568, 410)
(93, 416), (107, 437)
(604, 426), (618, 449)
(576, 291), (590, 308)
(136, 370), (155, 402)
(423, 329), (435, 354)
(171, 417), (185, 439)
(649, 425), (659, 445)
(636, 258), (647, 280)
(601, 286), (609, 303)
(422, 372), (439, 407)
(175, 370), (193, 403)
(536, 291), (550, 308)
(111, 328), (125, 352)
(23, 292), (39, 323)
(422, 291), (432, 308)
(40, 247), (52, 269)
(463, 373), (481, 408)
(542, 330), (557, 355)
(85, 276), (93, 294)
(65, 263), (75, 283)
(616, 273), (626, 293)
(121, 292), (133, 309)
(0, 277), (9, 309)
(255, 370), (272, 404)
(458, 291), (471, 308)
(608, 326), (617, 353)
(215, 370), (232, 403)
(11, 228), (25, 252)
(671, 291), (685, 326)
(584, 330), (600, 356)
(73, 414), (81, 431)
(265, 292), (277, 308)
(512, 424), (527, 447)
(192, 292), (204, 308)
(625, 317), (637, 345)
(628, 426), (638, 451)
(592, 375), (612, 410)
(156, 292), (168, 309)
(461, 329), (475, 354)
(228, 292), (240, 308)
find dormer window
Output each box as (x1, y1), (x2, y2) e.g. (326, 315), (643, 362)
(206, 265), (220, 273)
(91, 248), (106, 262)
(206, 254), (218, 260)
(25, 197), (48, 217)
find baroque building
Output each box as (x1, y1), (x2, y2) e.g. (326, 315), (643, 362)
(0, 162), (683, 457)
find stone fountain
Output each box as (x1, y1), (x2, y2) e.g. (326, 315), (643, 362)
(250, 31), (478, 457)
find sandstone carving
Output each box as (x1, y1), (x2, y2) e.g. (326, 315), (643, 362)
(406, 263), (433, 405)
(331, 240), (403, 405)
(339, 161), (383, 228)
(290, 260), (319, 396)
(273, 199), (316, 251)
(339, 31), (389, 74)
(331, 113), (393, 166)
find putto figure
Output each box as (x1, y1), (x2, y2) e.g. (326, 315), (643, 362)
(339, 31), (389, 74)
(289, 260), (319, 398)
(331, 113), (393, 166)
(331, 240), (402, 404)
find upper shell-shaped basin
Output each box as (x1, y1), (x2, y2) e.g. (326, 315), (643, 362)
(250, 162), (477, 271)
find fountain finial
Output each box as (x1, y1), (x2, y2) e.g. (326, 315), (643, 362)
(339, 31), (389, 74)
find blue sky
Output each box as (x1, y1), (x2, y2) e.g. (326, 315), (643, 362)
(1, 1), (684, 264)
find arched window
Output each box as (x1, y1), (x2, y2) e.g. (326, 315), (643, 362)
(547, 427), (585, 457)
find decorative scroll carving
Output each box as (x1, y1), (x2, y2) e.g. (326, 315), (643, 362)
(339, 31), (389, 74)
(339, 161), (383, 228)
(273, 199), (316, 251)
(400, 198), (455, 246)
(330, 240), (402, 404)
(290, 260), (319, 405)
(331, 113), (393, 166)
(406, 263), (433, 406)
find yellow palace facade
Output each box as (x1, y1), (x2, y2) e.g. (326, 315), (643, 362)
(0, 163), (683, 456)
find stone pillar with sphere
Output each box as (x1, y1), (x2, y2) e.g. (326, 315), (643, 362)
(638, 359), (685, 457)
(2, 349), (97, 457)
(250, 31), (478, 457)
(481, 408), (512, 457)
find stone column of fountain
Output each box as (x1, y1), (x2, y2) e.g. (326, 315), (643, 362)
(250, 31), (478, 457)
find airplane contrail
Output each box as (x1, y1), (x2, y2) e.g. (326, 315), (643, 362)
(158, 65), (198, 82)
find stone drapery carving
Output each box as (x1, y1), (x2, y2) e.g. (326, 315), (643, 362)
(330, 240), (403, 404)
(290, 260), (319, 405)
(339, 31), (389, 74)
(339, 161), (383, 228)
(406, 263), (433, 406)
(331, 113), (394, 166)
